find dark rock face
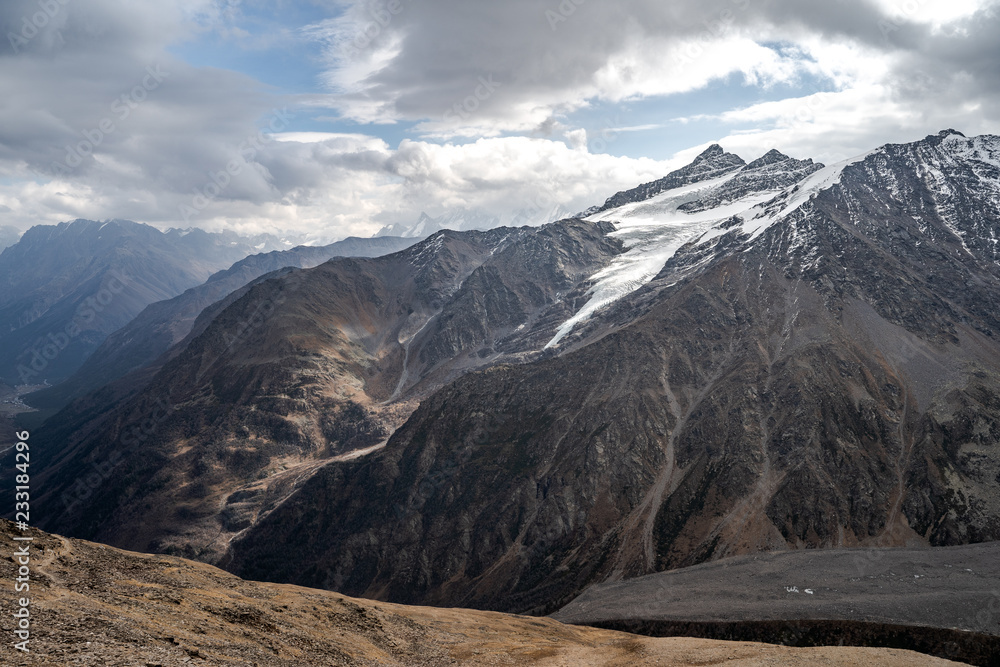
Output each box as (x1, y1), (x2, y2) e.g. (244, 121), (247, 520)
(677, 150), (824, 213)
(28, 220), (623, 563)
(224, 132), (1000, 614)
(597, 144), (747, 212)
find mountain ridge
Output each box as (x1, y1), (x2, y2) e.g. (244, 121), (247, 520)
(0, 219), (309, 386)
(17, 131), (1000, 631)
(223, 130), (1000, 614)
(24, 234), (417, 411)
(27, 220), (625, 563)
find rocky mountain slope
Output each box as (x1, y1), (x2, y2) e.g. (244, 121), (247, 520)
(552, 541), (1000, 665)
(222, 130), (1000, 616)
(0, 219), (297, 386)
(595, 143), (749, 212)
(19, 130), (1000, 643)
(24, 234), (416, 411)
(28, 220), (624, 562)
(0, 520), (952, 667)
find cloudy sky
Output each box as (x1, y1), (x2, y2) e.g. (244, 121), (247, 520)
(1, 0), (998, 239)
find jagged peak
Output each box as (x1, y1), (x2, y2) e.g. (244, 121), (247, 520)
(921, 129), (967, 146)
(694, 144), (725, 160)
(692, 143), (746, 167)
(744, 149), (793, 170)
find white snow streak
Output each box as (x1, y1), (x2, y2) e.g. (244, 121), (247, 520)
(545, 151), (874, 348)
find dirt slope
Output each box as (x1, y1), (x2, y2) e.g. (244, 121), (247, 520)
(0, 520), (962, 666)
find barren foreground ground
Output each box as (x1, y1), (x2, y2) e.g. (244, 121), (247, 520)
(0, 520), (967, 666)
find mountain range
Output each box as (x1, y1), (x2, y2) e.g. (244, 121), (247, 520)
(225, 130), (1000, 613)
(375, 205), (574, 239)
(0, 219), (314, 388)
(23, 234), (417, 413)
(15, 130), (1000, 639)
(0, 224), (21, 251)
(27, 221), (623, 562)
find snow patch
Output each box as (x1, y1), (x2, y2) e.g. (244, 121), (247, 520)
(545, 150), (876, 349)
(544, 174), (777, 349)
(734, 151), (874, 242)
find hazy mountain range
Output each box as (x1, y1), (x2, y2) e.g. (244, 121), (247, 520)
(6, 130), (1000, 663)
(24, 234), (417, 412)
(0, 225), (21, 251)
(375, 205), (575, 239)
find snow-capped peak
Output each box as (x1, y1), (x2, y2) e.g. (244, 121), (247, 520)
(544, 148), (820, 348)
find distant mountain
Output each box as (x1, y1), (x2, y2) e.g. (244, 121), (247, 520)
(29, 221), (622, 562)
(24, 235), (418, 411)
(164, 227), (312, 254)
(376, 211), (499, 238)
(0, 219), (293, 386)
(0, 225), (21, 251)
(376, 205), (574, 238)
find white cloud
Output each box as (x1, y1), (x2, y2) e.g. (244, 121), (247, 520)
(305, 3), (823, 138)
(1, 0), (999, 240)
(868, 0), (991, 29)
(0, 128), (680, 239)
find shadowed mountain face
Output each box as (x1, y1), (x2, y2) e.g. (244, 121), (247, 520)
(29, 220), (624, 562)
(0, 219), (296, 386)
(24, 235), (416, 411)
(222, 131), (1000, 614)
